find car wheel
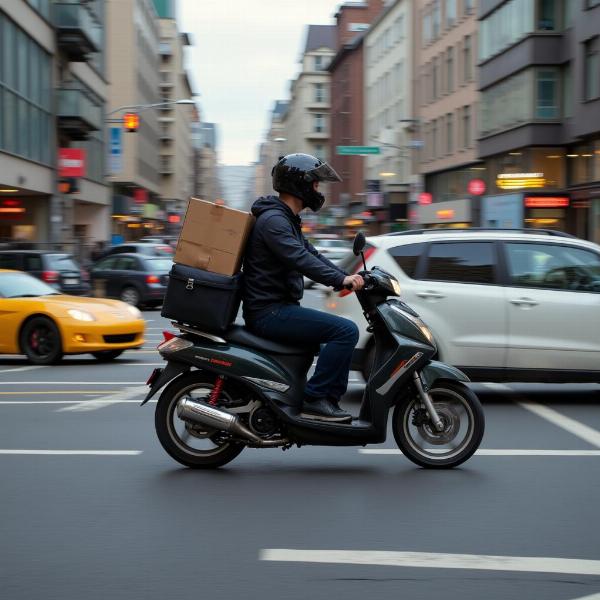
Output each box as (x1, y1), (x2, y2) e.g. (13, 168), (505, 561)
(20, 316), (63, 365)
(91, 350), (124, 362)
(120, 286), (141, 307)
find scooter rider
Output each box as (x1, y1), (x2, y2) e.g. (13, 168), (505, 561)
(243, 153), (364, 423)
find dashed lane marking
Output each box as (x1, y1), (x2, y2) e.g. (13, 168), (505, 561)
(0, 449), (142, 455)
(58, 386), (148, 411)
(359, 449), (600, 456)
(259, 549), (600, 576)
(519, 401), (600, 449)
(0, 366), (46, 374)
(0, 381), (142, 385)
(0, 399), (157, 404)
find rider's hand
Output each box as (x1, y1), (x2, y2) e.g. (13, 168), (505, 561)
(343, 274), (365, 291)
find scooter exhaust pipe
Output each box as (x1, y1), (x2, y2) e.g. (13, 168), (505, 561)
(176, 397), (283, 447)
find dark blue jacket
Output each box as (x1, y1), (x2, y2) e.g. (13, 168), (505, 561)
(242, 196), (346, 321)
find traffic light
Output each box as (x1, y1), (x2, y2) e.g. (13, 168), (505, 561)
(58, 178), (79, 194)
(123, 112), (139, 132)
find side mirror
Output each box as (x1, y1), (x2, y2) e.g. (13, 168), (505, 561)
(353, 231), (366, 256)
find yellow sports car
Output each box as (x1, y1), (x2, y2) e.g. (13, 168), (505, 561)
(0, 270), (145, 364)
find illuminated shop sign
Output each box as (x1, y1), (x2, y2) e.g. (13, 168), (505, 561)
(524, 197), (569, 208)
(436, 209), (455, 219)
(497, 172), (545, 190)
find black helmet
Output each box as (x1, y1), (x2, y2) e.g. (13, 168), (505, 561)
(271, 153), (342, 212)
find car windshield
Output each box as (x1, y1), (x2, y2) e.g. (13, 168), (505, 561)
(46, 254), (79, 270)
(145, 259), (173, 271)
(0, 272), (59, 298)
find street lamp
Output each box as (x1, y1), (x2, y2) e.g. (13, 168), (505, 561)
(106, 98), (194, 118)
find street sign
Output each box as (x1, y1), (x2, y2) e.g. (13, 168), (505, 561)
(58, 148), (86, 178)
(109, 126), (122, 174)
(337, 146), (380, 155)
(468, 178), (486, 196)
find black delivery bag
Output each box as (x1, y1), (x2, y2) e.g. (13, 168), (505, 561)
(161, 264), (243, 334)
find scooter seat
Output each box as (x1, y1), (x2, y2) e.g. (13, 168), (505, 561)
(225, 325), (318, 356)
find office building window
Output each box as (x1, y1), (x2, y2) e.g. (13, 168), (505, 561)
(462, 106), (471, 148)
(446, 47), (454, 93)
(446, 0), (456, 27)
(26, 0), (50, 19)
(537, 0), (558, 31)
(423, 11), (432, 45)
(0, 12), (52, 163)
(464, 0), (474, 14)
(314, 55), (327, 71)
(587, 0), (600, 7)
(432, 1), (441, 39)
(463, 35), (472, 82)
(432, 119), (438, 158)
(585, 38), (600, 100)
(314, 83), (326, 103)
(432, 57), (439, 99)
(446, 113), (453, 154)
(536, 69), (559, 118)
(314, 113), (325, 133)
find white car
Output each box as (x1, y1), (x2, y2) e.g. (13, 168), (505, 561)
(323, 229), (600, 383)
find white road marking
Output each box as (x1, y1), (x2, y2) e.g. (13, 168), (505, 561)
(0, 365), (45, 374)
(0, 449), (142, 455)
(519, 401), (600, 449)
(58, 386), (147, 412)
(0, 400), (157, 404)
(571, 594), (600, 600)
(115, 363), (163, 366)
(359, 449), (600, 456)
(260, 549), (600, 576)
(0, 381), (143, 385)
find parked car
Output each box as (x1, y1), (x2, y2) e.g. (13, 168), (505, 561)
(90, 254), (172, 307)
(101, 242), (174, 258)
(0, 269), (144, 364)
(0, 250), (91, 296)
(139, 235), (178, 248)
(310, 235), (352, 263)
(323, 228), (600, 383)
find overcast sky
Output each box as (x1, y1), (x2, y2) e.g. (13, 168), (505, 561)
(178, 0), (342, 166)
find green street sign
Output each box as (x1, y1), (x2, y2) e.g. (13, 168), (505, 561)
(336, 145), (381, 155)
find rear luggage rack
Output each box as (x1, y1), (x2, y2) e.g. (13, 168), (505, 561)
(385, 228), (575, 238)
(171, 322), (226, 344)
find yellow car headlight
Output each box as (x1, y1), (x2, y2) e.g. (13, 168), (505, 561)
(126, 305), (142, 319)
(68, 309), (96, 322)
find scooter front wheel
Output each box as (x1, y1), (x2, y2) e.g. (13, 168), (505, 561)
(392, 381), (484, 469)
(155, 372), (245, 469)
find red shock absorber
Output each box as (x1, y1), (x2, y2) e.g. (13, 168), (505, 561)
(208, 375), (225, 406)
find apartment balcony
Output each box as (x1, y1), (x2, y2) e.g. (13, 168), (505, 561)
(54, 2), (101, 62)
(159, 71), (174, 89)
(56, 88), (101, 141)
(306, 100), (331, 110)
(159, 157), (174, 175)
(160, 132), (174, 144)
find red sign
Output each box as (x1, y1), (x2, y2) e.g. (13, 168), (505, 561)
(524, 197), (569, 208)
(418, 192), (432, 205)
(58, 148), (86, 178)
(134, 188), (148, 204)
(468, 178), (486, 196)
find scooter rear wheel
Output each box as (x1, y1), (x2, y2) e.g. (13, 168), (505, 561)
(392, 381), (484, 469)
(155, 372), (245, 469)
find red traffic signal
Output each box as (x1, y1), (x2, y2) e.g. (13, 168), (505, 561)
(123, 112), (140, 132)
(58, 178), (79, 194)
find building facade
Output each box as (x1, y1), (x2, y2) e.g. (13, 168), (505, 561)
(0, 0), (109, 252)
(328, 0), (385, 211)
(363, 0), (413, 231)
(477, 0), (600, 241)
(106, 0), (161, 241)
(192, 121), (222, 203)
(416, 0), (480, 229)
(255, 100), (288, 198)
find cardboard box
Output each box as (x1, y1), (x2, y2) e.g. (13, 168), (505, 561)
(174, 198), (254, 276)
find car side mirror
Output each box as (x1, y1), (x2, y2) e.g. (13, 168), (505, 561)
(353, 231), (366, 256)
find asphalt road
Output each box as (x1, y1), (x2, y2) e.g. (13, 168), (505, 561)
(1, 291), (600, 600)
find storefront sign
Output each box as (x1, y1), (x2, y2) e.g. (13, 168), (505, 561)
(134, 188), (148, 204)
(418, 192), (432, 205)
(468, 179), (486, 196)
(418, 199), (471, 225)
(524, 196), (569, 208)
(497, 172), (545, 190)
(436, 209), (455, 219)
(58, 148), (86, 178)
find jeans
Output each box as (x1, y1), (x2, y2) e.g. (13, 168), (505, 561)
(248, 304), (359, 401)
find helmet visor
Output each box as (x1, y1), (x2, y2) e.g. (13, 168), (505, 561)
(305, 162), (342, 183)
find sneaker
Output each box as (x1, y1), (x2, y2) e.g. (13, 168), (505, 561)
(300, 397), (352, 423)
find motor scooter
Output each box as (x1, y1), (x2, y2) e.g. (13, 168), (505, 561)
(142, 232), (484, 469)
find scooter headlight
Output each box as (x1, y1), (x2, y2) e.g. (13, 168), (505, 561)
(419, 325), (434, 344)
(390, 277), (402, 296)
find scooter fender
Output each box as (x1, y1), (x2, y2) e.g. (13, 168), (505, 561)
(420, 360), (470, 389)
(141, 360), (190, 405)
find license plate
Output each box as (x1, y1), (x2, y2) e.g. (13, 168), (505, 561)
(64, 278), (79, 285)
(146, 368), (162, 387)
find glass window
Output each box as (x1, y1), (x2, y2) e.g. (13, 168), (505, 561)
(0, 272), (57, 298)
(423, 12), (432, 45)
(446, 47), (454, 92)
(0, 254), (21, 269)
(537, 0), (557, 31)
(445, 0), (456, 27)
(446, 113), (453, 154)
(585, 38), (600, 101)
(505, 243), (600, 292)
(588, 0), (600, 7)
(314, 83), (325, 102)
(389, 243), (425, 279)
(93, 256), (117, 270)
(462, 105), (471, 147)
(536, 69), (559, 118)
(432, 57), (439, 99)
(432, 1), (441, 38)
(464, 0), (475, 14)
(463, 35), (472, 82)
(314, 113), (325, 133)
(24, 255), (43, 271)
(46, 255), (79, 271)
(425, 242), (496, 284)
(114, 256), (138, 271)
